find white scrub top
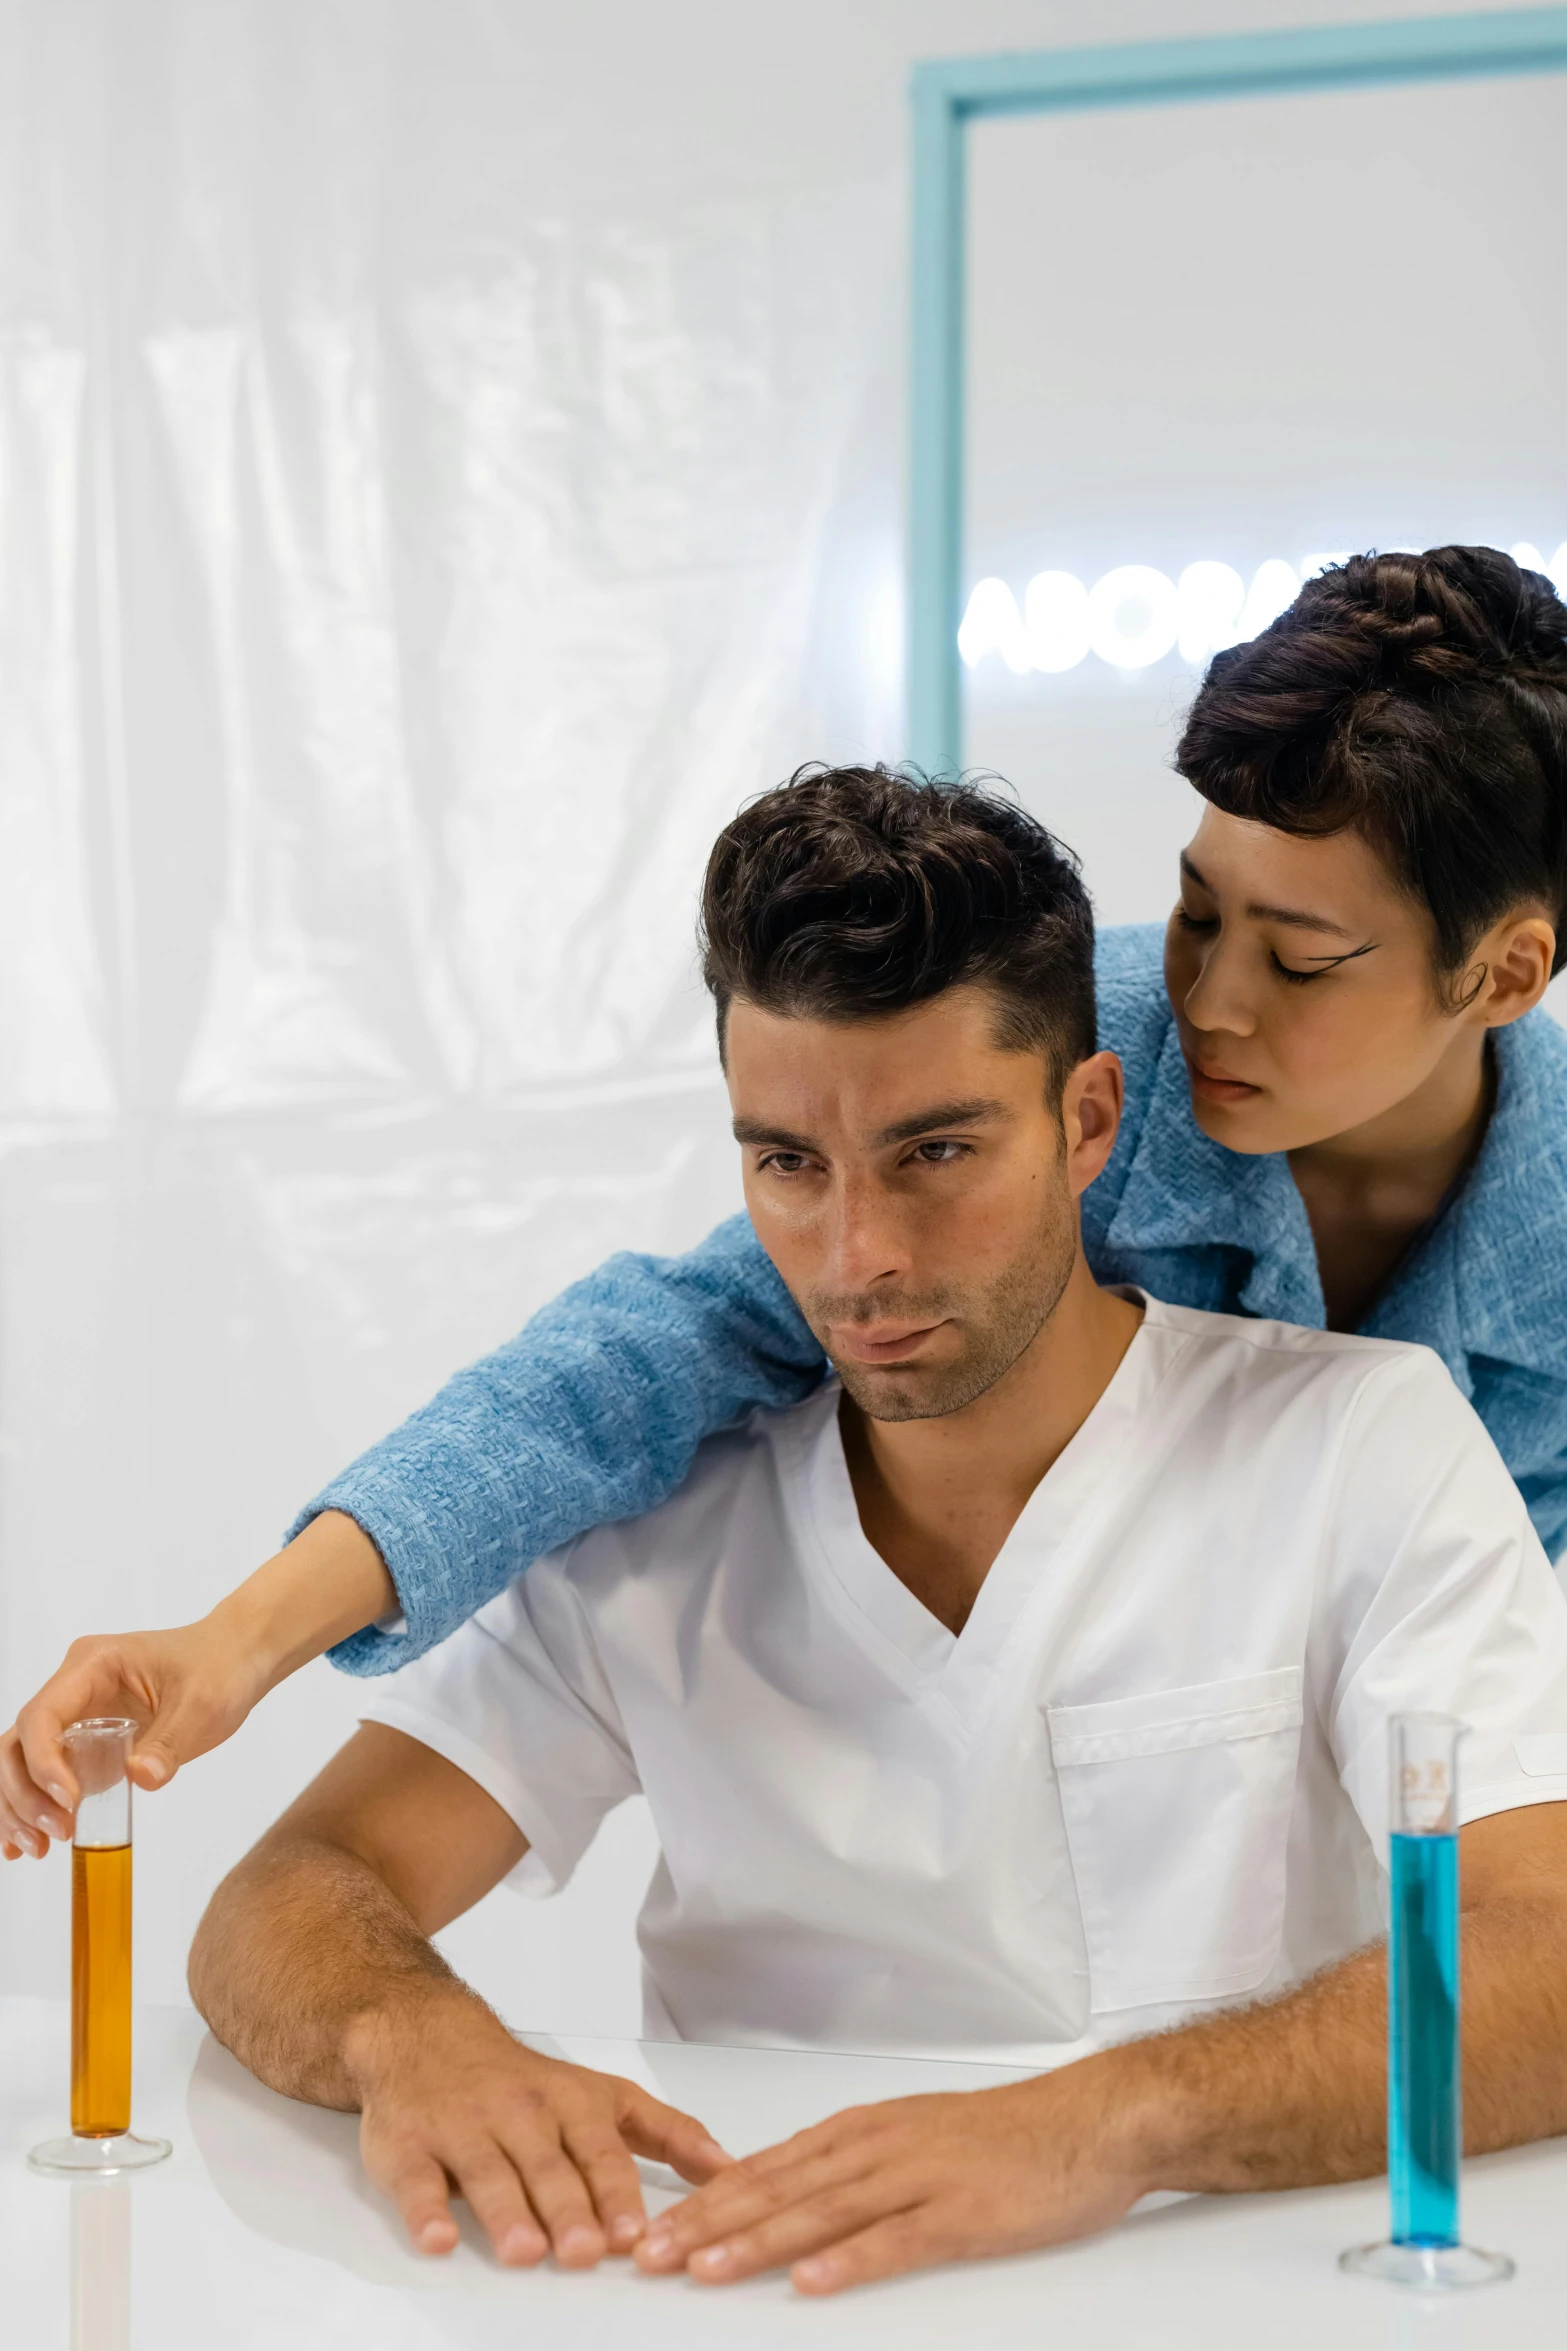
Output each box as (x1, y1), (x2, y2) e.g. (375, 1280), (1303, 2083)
(366, 1295), (1567, 2066)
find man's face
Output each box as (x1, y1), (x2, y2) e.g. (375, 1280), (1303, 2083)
(726, 984), (1104, 1421)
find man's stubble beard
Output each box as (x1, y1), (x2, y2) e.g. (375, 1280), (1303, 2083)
(805, 1196), (1079, 1424)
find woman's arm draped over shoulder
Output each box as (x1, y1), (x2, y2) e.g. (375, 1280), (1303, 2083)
(310, 1215), (824, 1673)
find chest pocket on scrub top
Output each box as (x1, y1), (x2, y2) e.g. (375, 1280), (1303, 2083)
(1046, 1665), (1304, 2013)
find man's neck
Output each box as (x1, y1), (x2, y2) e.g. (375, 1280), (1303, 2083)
(838, 1259), (1144, 1636)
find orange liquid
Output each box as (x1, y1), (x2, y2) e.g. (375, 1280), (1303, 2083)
(71, 1844), (132, 2138)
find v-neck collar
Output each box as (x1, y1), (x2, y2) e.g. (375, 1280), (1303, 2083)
(779, 1300), (1178, 1746)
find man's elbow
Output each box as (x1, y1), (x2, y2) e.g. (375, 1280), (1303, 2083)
(187, 1844), (270, 2032)
(187, 1831), (331, 2042)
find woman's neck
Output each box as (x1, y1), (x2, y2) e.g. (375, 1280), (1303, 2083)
(1287, 1029), (1495, 1332)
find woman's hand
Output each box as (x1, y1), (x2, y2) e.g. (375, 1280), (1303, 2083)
(0, 1511), (397, 1859)
(0, 1621), (273, 1856)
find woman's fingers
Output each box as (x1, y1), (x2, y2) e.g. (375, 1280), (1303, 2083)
(0, 1761), (54, 1855)
(0, 1728), (71, 1851)
(6, 1624), (270, 1856)
(0, 1792), (50, 1859)
(125, 1683), (218, 1791)
(7, 1637), (158, 1837)
(616, 2081), (733, 2185)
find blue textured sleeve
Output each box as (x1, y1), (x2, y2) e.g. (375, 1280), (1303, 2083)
(1080, 924), (1172, 1272)
(1520, 1471), (1567, 1567)
(301, 1214), (825, 1674)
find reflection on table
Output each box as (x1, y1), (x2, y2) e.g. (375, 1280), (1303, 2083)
(70, 2174), (130, 2351)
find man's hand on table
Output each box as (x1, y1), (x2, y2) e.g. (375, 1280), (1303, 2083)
(634, 2061), (1147, 2295)
(348, 1993), (733, 2268)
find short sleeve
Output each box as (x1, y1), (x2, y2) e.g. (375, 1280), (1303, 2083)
(1317, 1348), (1567, 1853)
(363, 1547), (641, 1896)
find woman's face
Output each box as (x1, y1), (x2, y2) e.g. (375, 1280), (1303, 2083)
(1163, 808), (1552, 1156)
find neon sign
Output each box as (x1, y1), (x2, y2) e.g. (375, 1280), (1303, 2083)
(959, 544), (1567, 675)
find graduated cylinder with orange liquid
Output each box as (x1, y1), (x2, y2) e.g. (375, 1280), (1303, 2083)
(73, 1836), (133, 2135)
(28, 1717), (171, 2176)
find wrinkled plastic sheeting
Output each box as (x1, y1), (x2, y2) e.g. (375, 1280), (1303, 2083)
(0, 6), (902, 1414)
(0, 0), (908, 2000)
(2, 3), (901, 1127)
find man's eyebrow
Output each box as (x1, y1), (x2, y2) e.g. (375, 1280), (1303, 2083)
(732, 1099), (1009, 1152)
(874, 1098), (1008, 1147)
(1180, 851), (1358, 940)
(732, 1118), (818, 1150)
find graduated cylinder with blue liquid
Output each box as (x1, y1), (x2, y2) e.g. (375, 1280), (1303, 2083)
(1341, 1713), (1512, 2290)
(1389, 1824), (1459, 2246)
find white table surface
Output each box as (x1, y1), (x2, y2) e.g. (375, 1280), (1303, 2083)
(4, 1997), (1566, 2348)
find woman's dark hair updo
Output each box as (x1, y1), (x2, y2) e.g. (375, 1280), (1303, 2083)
(1175, 546), (1567, 986)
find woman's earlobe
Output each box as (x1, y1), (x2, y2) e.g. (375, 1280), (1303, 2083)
(1481, 916), (1556, 1027)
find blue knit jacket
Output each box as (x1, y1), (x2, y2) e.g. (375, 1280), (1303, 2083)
(305, 924), (1567, 1672)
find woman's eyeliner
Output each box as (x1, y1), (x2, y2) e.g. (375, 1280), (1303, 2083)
(1177, 906), (1375, 983)
(1280, 941), (1379, 981)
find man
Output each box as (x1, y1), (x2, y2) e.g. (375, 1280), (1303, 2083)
(190, 765), (1567, 2297)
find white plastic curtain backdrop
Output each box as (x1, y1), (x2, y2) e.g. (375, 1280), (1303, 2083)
(4, 0), (1564, 2021)
(0, 0), (1045, 2015)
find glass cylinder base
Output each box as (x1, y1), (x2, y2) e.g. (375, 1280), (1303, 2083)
(27, 2132), (171, 2177)
(1340, 2240), (1514, 2289)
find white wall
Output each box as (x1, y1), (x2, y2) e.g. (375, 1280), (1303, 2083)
(2, 0), (1560, 2028)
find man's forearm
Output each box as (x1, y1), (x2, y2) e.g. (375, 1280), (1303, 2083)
(1119, 1887), (1567, 2196)
(1108, 1941), (1385, 2194)
(188, 1834), (472, 2110)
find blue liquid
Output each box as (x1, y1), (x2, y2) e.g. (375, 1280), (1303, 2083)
(1388, 1832), (1460, 2248)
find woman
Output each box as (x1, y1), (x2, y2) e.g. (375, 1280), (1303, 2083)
(5, 543), (1567, 1854)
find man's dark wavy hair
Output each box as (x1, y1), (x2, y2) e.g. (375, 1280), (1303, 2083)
(699, 763), (1096, 1101)
(1178, 545), (1567, 994)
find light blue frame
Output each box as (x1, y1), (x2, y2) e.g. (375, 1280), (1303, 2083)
(908, 8), (1567, 773)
